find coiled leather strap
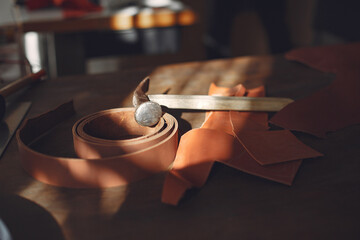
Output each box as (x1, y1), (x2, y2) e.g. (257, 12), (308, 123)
(16, 101), (178, 188)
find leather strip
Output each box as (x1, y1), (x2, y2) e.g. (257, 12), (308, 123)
(16, 101), (178, 188)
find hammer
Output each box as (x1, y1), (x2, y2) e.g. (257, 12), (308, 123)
(0, 69), (45, 120)
(133, 77), (163, 127)
(133, 77), (294, 127)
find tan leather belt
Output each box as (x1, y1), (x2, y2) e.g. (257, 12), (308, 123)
(16, 101), (178, 188)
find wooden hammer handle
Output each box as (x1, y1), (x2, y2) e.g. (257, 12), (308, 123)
(0, 69), (46, 98)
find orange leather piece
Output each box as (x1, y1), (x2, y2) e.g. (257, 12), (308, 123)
(270, 43), (360, 138)
(284, 42), (360, 74)
(16, 101), (178, 188)
(161, 84), (322, 205)
(237, 130), (322, 165)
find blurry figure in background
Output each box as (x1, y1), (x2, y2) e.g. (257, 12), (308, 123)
(205, 0), (292, 59)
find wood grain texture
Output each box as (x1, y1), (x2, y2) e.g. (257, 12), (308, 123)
(1, 56), (359, 240)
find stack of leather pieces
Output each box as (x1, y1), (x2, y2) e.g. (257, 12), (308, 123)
(161, 83), (323, 205)
(162, 42), (360, 205)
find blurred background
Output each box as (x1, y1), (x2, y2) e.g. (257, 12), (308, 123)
(0, 0), (360, 81)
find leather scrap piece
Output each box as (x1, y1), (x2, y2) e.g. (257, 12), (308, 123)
(236, 130), (323, 166)
(161, 84), (322, 205)
(284, 42), (360, 73)
(270, 43), (360, 138)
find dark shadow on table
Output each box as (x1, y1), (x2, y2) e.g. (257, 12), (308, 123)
(0, 193), (64, 240)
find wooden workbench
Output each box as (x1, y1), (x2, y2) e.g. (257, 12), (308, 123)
(0, 55), (359, 239)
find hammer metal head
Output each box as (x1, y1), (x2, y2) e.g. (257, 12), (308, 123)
(133, 77), (163, 127)
(134, 101), (163, 127)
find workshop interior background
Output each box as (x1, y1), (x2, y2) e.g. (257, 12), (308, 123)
(1, 0), (359, 81)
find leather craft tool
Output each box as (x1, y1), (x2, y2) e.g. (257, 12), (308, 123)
(0, 70), (45, 159)
(0, 70), (45, 120)
(0, 102), (31, 159)
(133, 77), (294, 126)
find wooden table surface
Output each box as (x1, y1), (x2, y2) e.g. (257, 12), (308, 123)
(0, 55), (359, 240)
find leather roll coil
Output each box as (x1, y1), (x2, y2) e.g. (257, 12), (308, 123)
(16, 101), (178, 188)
